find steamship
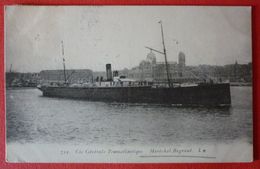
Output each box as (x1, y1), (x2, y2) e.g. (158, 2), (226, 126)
(38, 21), (231, 107)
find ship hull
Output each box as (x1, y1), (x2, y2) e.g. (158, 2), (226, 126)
(38, 83), (231, 107)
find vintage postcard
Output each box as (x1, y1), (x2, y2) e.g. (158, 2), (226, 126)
(5, 6), (252, 162)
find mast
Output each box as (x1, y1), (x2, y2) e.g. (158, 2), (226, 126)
(144, 21), (172, 88)
(159, 20), (172, 88)
(61, 40), (67, 83)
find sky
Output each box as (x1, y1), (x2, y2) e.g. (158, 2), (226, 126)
(5, 6), (252, 72)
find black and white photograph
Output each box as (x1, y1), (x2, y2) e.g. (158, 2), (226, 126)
(5, 6), (252, 162)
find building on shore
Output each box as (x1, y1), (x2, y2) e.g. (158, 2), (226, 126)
(128, 51), (156, 81)
(153, 61), (178, 82)
(39, 69), (93, 84)
(127, 50), (198, 83)
(184, 61), (252, 83)
(6, 72), (40, 87)
(178, 51), (186, 77)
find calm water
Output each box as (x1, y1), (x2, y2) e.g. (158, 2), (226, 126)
(6, 87), (252, 146)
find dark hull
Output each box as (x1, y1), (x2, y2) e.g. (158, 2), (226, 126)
(38, 83), (231, 107)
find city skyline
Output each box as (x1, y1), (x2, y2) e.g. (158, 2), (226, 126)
(5, 6), (252, 73)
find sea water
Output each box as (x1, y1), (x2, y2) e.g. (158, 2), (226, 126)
(6, 87), (252, 146)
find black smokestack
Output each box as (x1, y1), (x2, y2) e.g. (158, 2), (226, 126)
(106, 64), (112, 81)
